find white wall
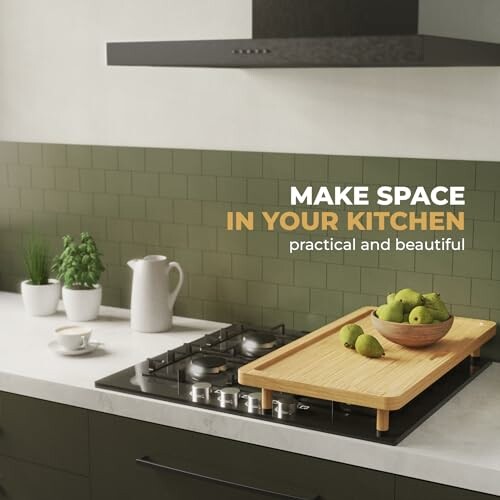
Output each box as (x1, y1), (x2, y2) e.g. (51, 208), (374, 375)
(1, 0), (500, 161)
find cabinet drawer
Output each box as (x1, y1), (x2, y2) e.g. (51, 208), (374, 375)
(395, 477), (499, 500)
(90, 411), (394, 500)
(0, 455), (90, 500)
(0, 392), (89, 476)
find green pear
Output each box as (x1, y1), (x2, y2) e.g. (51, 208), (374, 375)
(409, 306), (434, 325)
(387, 293), (397, 305)
(423, 292), (450, 321)
(339, 324), (364, 349)
(376, 301), (404, 323)
(355, 334), (385, 358)
(395, 288), (424, 313)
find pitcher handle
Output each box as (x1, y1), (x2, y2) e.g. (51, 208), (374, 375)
(166, 261), (184, 312)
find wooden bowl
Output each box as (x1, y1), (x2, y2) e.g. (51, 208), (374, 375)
(371, 311), (454, 348)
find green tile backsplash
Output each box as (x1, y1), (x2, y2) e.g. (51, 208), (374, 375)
(1, 142), (500, 360)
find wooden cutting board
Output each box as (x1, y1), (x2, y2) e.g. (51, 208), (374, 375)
(238, 307), (496, 433)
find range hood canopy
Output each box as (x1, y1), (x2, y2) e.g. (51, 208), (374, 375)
(107, 0), (500, 68)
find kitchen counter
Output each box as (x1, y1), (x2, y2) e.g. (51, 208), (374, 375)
(0, 292), (498, 496)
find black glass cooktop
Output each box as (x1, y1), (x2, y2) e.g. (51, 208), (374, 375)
(95, 324), (490, 446)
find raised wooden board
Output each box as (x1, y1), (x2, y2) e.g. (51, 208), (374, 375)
(239, 307), (496, 417)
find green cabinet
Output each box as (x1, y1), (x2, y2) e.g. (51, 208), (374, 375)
(395, 477), (498, 500)
(89, 411), (393, 500)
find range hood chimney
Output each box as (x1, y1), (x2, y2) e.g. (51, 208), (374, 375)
(107, 0), (500, 68)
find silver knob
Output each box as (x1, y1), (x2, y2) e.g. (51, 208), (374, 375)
(246, 392), (262, 414)
(190, 382), (211, 403)
(216, 387), (240, 408)
(272, 395), (297, 419)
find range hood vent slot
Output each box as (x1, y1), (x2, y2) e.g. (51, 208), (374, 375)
(107, 0), (500, 68)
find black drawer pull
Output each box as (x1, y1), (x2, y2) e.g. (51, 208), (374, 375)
(136, 456), (320, 500)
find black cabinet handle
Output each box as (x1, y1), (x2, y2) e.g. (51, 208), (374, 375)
(136, 456), (320, 500)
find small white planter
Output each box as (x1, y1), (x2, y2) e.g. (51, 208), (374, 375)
(62, 284), (102, 322)
(21, 279), (61, 317)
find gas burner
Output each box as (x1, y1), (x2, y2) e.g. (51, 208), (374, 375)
(189, 356), (227, 380)
(241, 332), (278, 357)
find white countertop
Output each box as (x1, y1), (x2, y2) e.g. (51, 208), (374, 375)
(0, 292), (499, 496)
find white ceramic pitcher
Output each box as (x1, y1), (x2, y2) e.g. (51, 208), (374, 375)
(128, 255), (184, 333)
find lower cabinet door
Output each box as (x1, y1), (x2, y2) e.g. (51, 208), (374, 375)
(0, 456), (90, 500)
(395, 477), (499, 500)
(90, 412), (394, 500)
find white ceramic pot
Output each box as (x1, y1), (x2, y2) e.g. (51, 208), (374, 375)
(62, 284), (102, 322)
(21, 279), (61, 317)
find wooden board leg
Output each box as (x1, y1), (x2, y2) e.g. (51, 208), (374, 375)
(472, 348), (481, 358)
(261, 389), (272, 411)
(376, 410), (390, 436)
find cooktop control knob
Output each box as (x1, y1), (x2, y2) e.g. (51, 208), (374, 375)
(246, 392), (262, 414)
(272, 395), (298, 419)
(217, 387), (240, 408)
(191, 382), (211, 403)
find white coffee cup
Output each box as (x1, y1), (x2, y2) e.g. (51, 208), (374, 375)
(54, 325), (92, 351)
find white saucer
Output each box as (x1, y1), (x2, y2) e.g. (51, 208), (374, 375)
(49, 340), (101, 356)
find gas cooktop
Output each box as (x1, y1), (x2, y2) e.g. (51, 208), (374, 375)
(95, 323), (489, 445)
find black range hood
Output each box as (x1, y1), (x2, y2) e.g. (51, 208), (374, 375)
(107, 0), (500, 68)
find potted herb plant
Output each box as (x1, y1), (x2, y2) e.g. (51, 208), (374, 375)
(21, 237), (61, 316)
(52, 232), (105, 321)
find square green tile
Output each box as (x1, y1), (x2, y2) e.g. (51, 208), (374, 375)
(399, 158), (437, 187)
(107, 219), (133, 242)
(278, 233), (311, 261)
(0, 165), (7, 185)
(363, 157), (399, 185)
(119, 196), (146, 219)
(202, 151), (231, 176)
(343, 292), (378, 314)
(232, 255), (262, 281)
(361, 267), (396, 295)
(203, 301), (232, 323)
(327, 264), (360, 292)
(217, 277), (247, 304)
(471, 278), (500, 308)
(344, 249), (378, 268)
(56, 214), (81, 236)
(20, 189), (44, 211)
(8, 165), (31, 188)
(437, 160), (476, 189)
(295, 154), (328, 181)
(248, 281), (278, 308)
(379, 250), (414, 271)
(133, 221), (160, 245)
(160, 174), (187, 199)
(231, 152), (263, 177)
(231, 304), (263, 326)
(217, 228), (247, 254)
(174, 248), (202, 274)
(68, 192), (93, 215)
(132, 172), (160, 197)
(146, 198), (174, 222)
(263, 153), (294, 179)
(453, 249), (492, 279)
(493, 252), (500, 280)
(188, 225), (216, 250)
(106, 171), (131, 194)
(80, 169), (105, 193)
(0, 142), (19, 164)
(310, 289), (343, 315)
(262, 308), (294, 326)
(92, 146), (117, 170)
(94, 193), (119, 217)
(294, 261), (327, 288)
(32, 212), (57, 236)
(293, 312), (326, 332)
(67, 145), (92, 169)
(248, 231), (278, 257)
(188, 175), (216, 201)
(202, 201), (231, 227)
(44, 190), (67, 212)
(31, 166), (55, 189)
(145, 148), (172, 172)
(174, 199), (202, 225)
(278, 285), (310, 312)
(217, 177), (246, 202)
(161, 223), (188, 247)
(396, 271), (433, 292)
(80, 215), (107, 240)
(464, 191), (494, 220)
(415, 251), (453, 275)
(451, 304), (490, 320)
(42, 144), (66, 167)
(118, 147), (145, 171)
(0, 187), (20, 209)
(55, 167), (79, 191)
(247, 178), (278, 205)
(474, 221), (500, 250)
(19, 143), (42, 166)
(263, 258), (293, 285)
(173, 150), (202, 175)
(476, 162), (500, 191)
(203, 252), (232, 277)
(434, 275), (471, 305)
(328, 156), (363, 183)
